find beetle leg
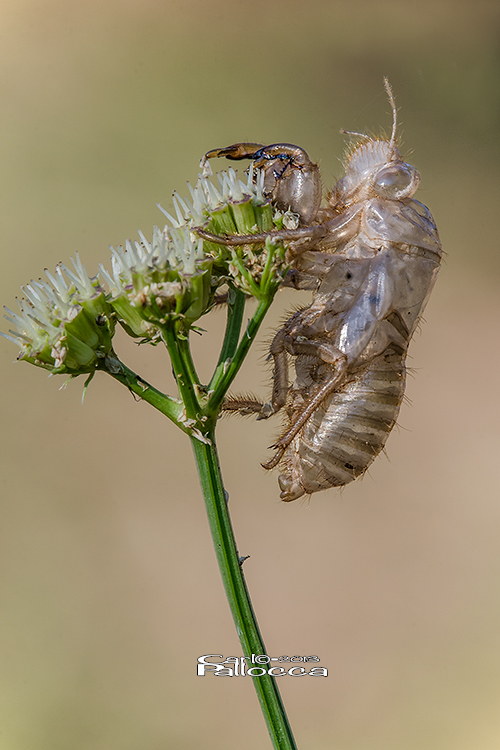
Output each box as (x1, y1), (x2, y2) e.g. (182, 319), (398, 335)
(252, 144), (322, 224)
(211, 291), (255, 307)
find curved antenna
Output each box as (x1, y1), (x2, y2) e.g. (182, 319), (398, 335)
(340, 128), (371, 140)
(383, 77), (397, 153)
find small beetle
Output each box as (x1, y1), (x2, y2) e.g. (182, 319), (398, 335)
(199, 81), (442, 501)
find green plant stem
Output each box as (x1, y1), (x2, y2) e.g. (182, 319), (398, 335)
(100, 354), (188, 432)
(103, 353), (298, 748)
(177, 330), (201, 386)
(161, 324), (201, 420)
(207, 287), (246, 402)
(103, 290), (297, 748)
(208, 296), (273, 414)
(191, 434), (298, 750)
(215, 287), (246, 371)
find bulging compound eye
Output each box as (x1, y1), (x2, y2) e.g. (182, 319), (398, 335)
(373, 163), (419, 199)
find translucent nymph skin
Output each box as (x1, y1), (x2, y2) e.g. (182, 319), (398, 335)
(273, 139), (442, 500)
(201, 89), (442, 501)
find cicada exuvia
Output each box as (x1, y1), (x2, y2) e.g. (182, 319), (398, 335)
(199, 81), (442, 501)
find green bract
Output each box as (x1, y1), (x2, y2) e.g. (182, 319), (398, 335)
(3, 255), (115, 375)
(101, 166), (287, 338)
(3, 166), (288, 376)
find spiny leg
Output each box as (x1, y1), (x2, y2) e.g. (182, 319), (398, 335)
(221, 395), (264, 416)
(220, 327), (292, 421)
(219, 311), (306, 421)
(257, 327), (290, 420)
(262, 344), (348, 470)
(257, 306), (313, 419)
(195, 224), (327, 248)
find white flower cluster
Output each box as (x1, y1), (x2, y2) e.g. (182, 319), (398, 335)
(2, 254), (114, 373)
(3, 165), (286, 375)
(158, 165), (266, 229)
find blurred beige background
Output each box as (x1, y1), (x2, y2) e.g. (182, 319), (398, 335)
(1, 1), (499, 748)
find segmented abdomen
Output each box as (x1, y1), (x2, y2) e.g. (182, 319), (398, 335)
(278, 347), (406, 502)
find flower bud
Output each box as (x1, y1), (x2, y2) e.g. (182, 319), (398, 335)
(101, 225), (214, 335)
(2, 254), (115, 375)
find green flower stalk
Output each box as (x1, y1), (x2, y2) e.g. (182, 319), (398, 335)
(3, 164), (297, 750)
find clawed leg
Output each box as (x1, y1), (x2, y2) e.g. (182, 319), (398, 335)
(221, 395), (264, 416)
(256, 309), (309, 421)
(195, 224), (327, 251)
(219, 312), (301, 421)
(262, 341), (348, 470)
(221, 330), (349, 474)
